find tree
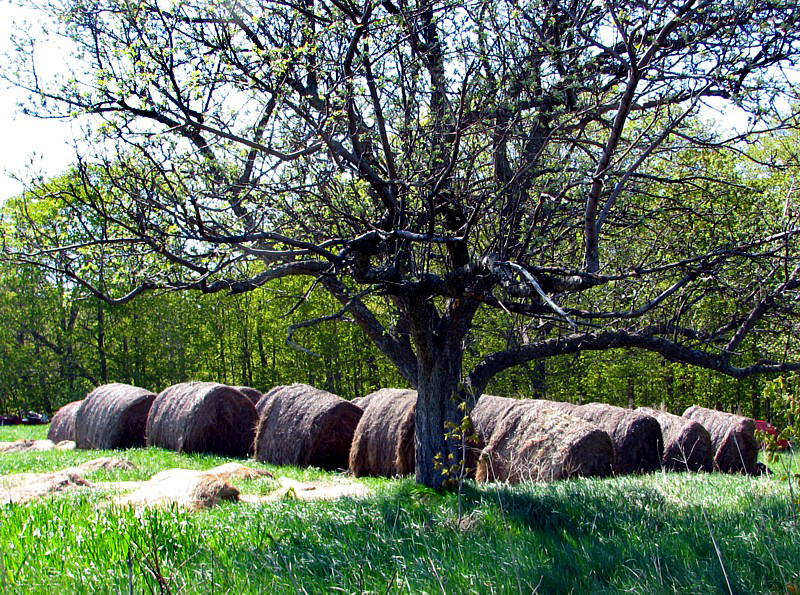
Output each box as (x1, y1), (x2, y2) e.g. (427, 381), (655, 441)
(4, 0), (800, 486)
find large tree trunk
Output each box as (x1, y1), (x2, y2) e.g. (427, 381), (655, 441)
(415, 345), (465, 488)
(407, 296), (478, 488)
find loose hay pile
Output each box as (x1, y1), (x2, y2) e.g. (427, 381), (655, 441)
(0, 471), (93, 504)
(254, 477), (372, 502)
(254, 383), (363, 470)
(682, 405), (759, 474)
(147, 382), (258, 457)
(637, 407), (713, 472)
(473, 395), (614, 483)
(75, 383), (156, 450)
(114, 468), (241, 509)
(0, 439), (75, 453)
(349, 389), (416, 477)
(546, 401), (663, 474)
(47, 400), (83, 443)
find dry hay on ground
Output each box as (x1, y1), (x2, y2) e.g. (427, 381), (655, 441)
(682, 405), (759, 474)
(114, 468), (240, 509)
(0, 439), (75, 453)
(206, 462), (273, 480)
(473, 395), (614, 483)
(349, 389), (416, 478)
(637, 407), (714, 472)
(77, 457), (137, 472)
(249, 477), (372, 502)
(0, 457), (133, 503)
(75, 383), (156, 450)
(0, 457), (366, 508)
(0, 471), (92, 504)
(233, 386), (262, 405)
(254, 383), (363, 470)
(146, 382), (258, 457)
(546, 401), (663, 474)
(47, 400), (83, 443)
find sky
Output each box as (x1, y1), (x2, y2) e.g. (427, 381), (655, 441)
(0, 1), (766, 205)
(0, 1), (78, 202)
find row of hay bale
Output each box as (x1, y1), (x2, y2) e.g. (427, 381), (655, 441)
(48, 382), (261, 457)
(46, 381), (364, 471)
(347, 393), (760, 483)
(46, 382), (760, 485)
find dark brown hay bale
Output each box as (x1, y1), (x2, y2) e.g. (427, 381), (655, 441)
(682, 405), (759, 474)
(349, 389), (416, 477)
(47, 400), (83, 443)
(75, 384), (156, 450)
(254, 383), (363, 470)
(473, 395), (614, 483)
(254, 385), (288, 418)
(233, 386), (262, 406)
(147, 382), (258, 457)
(544, 401), (663, 474)
(637, 407), (714, 472)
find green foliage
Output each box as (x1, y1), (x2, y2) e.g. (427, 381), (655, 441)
(760, 374), (800, 461)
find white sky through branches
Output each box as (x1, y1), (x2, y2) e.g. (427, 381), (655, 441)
(0, 1), (762, 204)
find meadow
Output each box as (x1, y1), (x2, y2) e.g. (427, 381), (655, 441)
(0, 425), (798, 594)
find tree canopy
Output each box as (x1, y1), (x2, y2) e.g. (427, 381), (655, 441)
(4, 0), (800, 486)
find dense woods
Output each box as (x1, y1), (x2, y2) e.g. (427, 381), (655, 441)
(2, 0), (799, 485)
(0, 252), (783, 421)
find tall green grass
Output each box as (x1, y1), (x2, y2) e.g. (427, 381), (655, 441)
(0, 426), (798, 593)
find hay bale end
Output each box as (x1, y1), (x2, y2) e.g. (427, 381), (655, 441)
(682, 405), (759, 474)
(75, 384), (156, 450)
(349, 389), (416, 478)
(47, 400), (83, 443)
(146, 382), (258, 457)
(254, 383), (363, 470)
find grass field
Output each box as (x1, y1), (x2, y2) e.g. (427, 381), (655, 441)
(0, 426), (798, 594)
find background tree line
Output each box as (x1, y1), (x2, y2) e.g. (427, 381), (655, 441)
(1, 121), (796, 418)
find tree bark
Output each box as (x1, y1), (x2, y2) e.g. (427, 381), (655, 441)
(406, 296), (478, 488)
(414, 344), (465, 488)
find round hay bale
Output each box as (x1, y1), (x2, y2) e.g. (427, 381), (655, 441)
(147, 382), (258, 457)
(349, 389), (416, 477)
(637, 407), (714, 472)
(350, 391), (384, 411)
(254, 385), (288, 418)
(470, 394), (526, 447)
(544, 401), (663, 474)
(233, 386), (262, 406)
(254, 383), (363, 470)
(473, 395), (614, 483)
(682, 405), (759, 474)
(47, 400), (83, 443)
(75, 383), (156, 450)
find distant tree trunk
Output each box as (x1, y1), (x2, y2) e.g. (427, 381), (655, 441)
(627, 376), (635, 409)
(97, 302), (108, 384)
